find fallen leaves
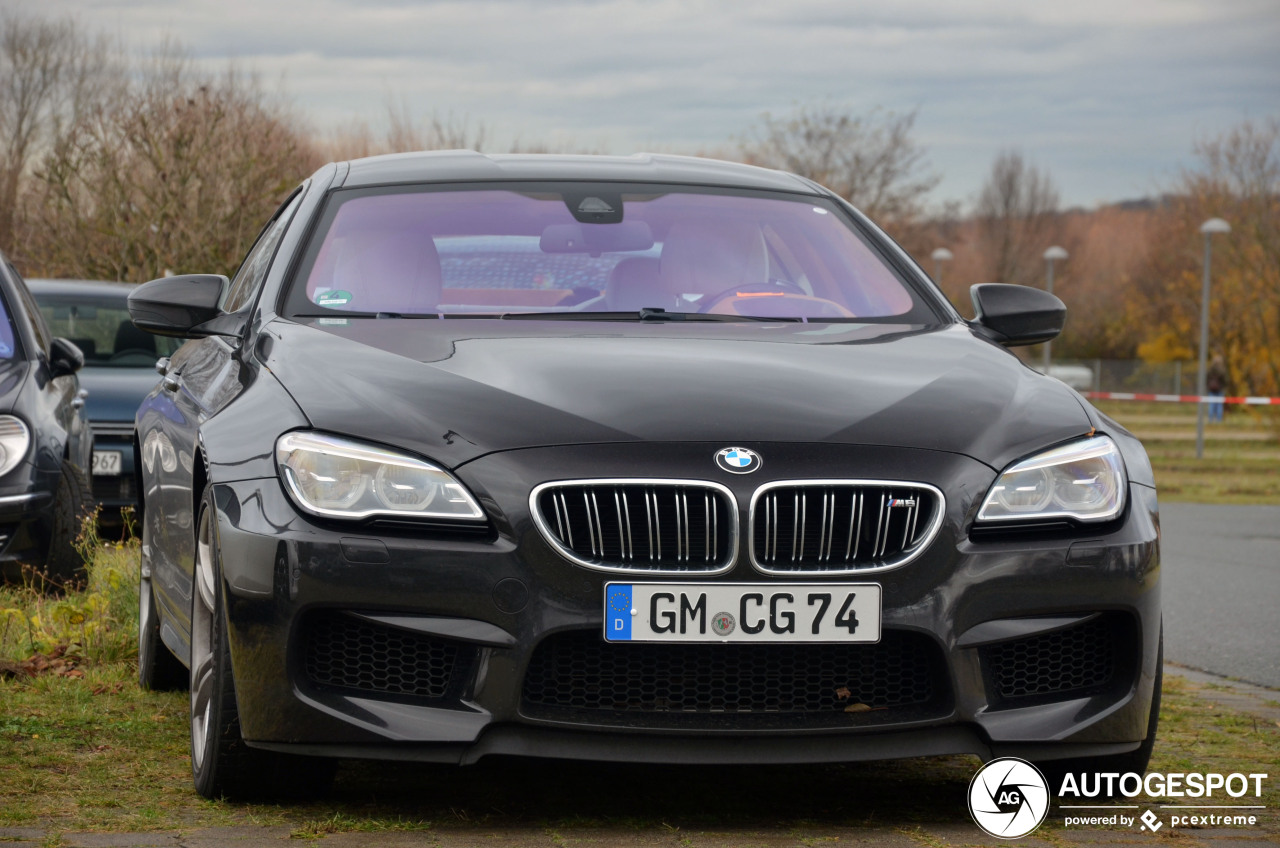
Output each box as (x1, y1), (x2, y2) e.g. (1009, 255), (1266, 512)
(0, 644), (83, 680)
(833, 686), (888, 713)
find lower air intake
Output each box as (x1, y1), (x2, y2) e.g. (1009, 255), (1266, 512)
(982, 614), (1126, 702)
(522, 628), (945, 717)
(301, 611), (474, 700)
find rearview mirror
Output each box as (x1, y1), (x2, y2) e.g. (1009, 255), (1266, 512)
(970, 284), (1065, 347)
(49, 337), (84, 378)
(540, 221), (655, 254)
(128, 274), (234, 338)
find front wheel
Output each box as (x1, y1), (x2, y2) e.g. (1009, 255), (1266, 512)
(189, 488), (335, 800)
(44, 461), (93, 584)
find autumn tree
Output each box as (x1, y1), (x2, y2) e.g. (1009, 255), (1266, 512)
(1047, 205), (1155, 359)
(738, 104), (940, 231)
(1132, 118), (1280, 398)
(974, 150), (1062, 286)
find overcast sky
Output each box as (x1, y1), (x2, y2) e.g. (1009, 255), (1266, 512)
(30, 0), (1280, 209)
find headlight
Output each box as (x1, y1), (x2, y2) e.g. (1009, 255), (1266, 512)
(276, 432), (484, 522)
(977, 435), (1126, 524)
(0, 416), (30, 478)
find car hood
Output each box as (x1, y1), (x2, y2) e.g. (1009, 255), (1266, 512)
(77, 367), (160, 423)
(262, 318), (1092, 471)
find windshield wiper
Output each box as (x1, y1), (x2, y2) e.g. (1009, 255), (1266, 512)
(293, 311), (441, 319)
(499, 309), (800, 323)
(293, 309), (801, 323)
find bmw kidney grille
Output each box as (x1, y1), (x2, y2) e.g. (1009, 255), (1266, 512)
(533, 481), (737, 573)
(750, 482), (944, 574)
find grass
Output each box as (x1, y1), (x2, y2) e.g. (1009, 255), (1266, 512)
(0, 512), (139, 669)
(1094, 400), (1280, 504)
(1, 532), (1276, 839)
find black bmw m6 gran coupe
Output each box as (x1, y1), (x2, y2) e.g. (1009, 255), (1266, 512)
(128, 152), (1160, 800)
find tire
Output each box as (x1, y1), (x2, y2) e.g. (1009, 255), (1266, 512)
(138, 515), (188, 691)
(1036, 630), (1162, 798)
(188, 488), (335, 800)
(44, 461), (93, 584)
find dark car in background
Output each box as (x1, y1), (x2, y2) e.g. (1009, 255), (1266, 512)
(129, 152), (1160, 801)
(29, 280), (181, 527)
(0, 256), (93, 583)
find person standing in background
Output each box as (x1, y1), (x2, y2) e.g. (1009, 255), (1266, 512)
(1206, 354), (1228, 423)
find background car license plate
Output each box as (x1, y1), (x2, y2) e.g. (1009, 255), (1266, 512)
(92, 451), (122, 476)
(605, 582), (881, 643)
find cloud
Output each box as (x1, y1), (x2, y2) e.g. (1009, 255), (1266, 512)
(27, 0), (1280, 206)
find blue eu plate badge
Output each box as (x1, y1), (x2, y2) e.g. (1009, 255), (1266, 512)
(606, 584), (632, 641)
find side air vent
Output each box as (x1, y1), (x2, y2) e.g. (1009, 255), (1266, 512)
(531, 480), (737, 574)
(300, 611), (476, 701)
(750, 481), (943, 574)
(981, 613), (1128, 704)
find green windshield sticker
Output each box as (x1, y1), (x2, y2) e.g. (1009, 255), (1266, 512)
(315, 289), (353, 307)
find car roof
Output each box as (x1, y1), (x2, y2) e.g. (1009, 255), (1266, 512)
(339, 151), (822, 194)
(27, 278), (134, 299)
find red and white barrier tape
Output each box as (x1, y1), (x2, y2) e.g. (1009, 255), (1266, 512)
(1083, 391), (1280, 405)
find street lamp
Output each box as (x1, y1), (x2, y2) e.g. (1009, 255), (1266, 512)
(930, 247), (953, 286)
(1196, 218), (1231, 459)
(1042, 246), (1068, 372)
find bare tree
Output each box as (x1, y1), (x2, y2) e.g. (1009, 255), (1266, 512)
(738, 104), (940, 227)
(318, 100), (604, 161)
(975, 150), (1061, 284)
(387, 104), (488, 153)
(23, 47), (317, 281)
(0, 9), (114, 252)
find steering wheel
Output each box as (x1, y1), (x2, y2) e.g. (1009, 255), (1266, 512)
(698, 281), (808, 313)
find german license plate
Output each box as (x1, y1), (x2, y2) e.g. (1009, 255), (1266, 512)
(92, 451), (122, 476)
(604, 582), (881, 643)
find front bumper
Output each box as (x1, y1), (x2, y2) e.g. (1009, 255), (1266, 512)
(213, 442), (1160, 765)
(0, 463), (59, 581)
(89, 423), (138, 521)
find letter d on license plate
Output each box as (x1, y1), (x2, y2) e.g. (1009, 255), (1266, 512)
(604, 582), (881, 644)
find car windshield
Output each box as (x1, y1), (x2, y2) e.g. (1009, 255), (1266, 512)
(287, 184), (938, 323)
(35, 292), (182, 367)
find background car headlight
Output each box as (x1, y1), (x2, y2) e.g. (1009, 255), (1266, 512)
(977, 435), (1126, 524)
(0, 416), (31, 478)
(276, 431), (484, 521)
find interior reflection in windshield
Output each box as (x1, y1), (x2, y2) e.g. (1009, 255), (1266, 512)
(295, 187), (931, 322)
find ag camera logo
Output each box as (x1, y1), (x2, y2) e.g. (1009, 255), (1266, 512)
(968, 757), (1050, 839)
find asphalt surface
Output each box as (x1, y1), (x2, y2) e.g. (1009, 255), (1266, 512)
(1160, 502), (1280, 688)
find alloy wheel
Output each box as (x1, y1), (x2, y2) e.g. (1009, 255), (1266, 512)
(189, 507), (217, 770)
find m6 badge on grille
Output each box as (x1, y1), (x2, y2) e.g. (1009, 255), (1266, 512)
(605, 582), (881, 643)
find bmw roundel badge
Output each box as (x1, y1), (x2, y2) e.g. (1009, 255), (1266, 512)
(715, 447), (761, 474)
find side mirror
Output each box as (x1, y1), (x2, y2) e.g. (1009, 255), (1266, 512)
(970, 284), (1066, 347)
(128, 274), (234, 338)
(49, 337), (84, 378)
